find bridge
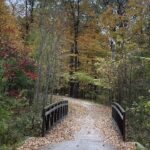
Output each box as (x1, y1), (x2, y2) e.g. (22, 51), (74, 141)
(18, 97), (135, 150)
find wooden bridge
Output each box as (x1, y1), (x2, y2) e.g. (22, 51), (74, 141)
(18, 97), (135, 150)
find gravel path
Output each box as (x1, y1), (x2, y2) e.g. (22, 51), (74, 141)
(18, 97), (135, 150)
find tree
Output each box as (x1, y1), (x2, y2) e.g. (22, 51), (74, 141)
(95, 0), (150, 146)
(62, 0), (109, 98)
(33, 0), (65, 106)
(0, 0), (36, 98)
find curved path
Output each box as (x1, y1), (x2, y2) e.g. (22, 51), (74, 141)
(18, 97), (135, 150)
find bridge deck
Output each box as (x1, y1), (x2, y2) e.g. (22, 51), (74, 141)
(18, 97), (135, 150)
(42, 140), (116, 150)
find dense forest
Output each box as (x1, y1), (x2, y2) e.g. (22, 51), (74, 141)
(0, 0), (150, 149)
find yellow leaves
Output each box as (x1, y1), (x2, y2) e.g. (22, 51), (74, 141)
(132, 23), (142, 34)
(127, 0), (146, 18)
(127, 0), (137, 8)
(99, 6), (118, 28)
(78, 34), (99, 51)
(0, 1), (22, 46)
(80, 0), (95, 17)
(116, 34), (123, 43)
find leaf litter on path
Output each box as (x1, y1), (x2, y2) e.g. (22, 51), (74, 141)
(18, 97), (135, 150)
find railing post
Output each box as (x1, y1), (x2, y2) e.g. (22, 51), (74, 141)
(65, 105), (67, 115)
(66, 102), (68, 115)
(61, 106), (62, 119)
(54, 109), (57, 123)
(123, 111), (126, 141)
(63, 104), (64, 116)
(58, 106), (60, 121)
(42, 109), (45, 137)
(57, 107), (59, 120)
(51, 111), (54, 126)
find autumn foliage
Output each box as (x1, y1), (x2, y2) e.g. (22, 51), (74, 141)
(0, 1), (37, 97)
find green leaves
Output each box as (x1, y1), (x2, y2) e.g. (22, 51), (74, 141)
(73, 72), (93, 84)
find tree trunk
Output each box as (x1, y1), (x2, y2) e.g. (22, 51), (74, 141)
(69, 0), (80, 98)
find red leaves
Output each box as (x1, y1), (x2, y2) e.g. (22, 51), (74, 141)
(3, 63), (11, 69)
(3, 27), (16, 34)
(25, 72), (37, 80)
(0, 40), (37, 97)
(0, 39), (17, 59)
(0, 1), (37, 98)
(20, 58), (35, 69)
(20, 58), (37, 80)
(8, 89), (19, 97)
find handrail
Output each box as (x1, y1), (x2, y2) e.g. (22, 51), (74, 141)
(112, 105), (123, 120)
(42, 100), (68, 136)
(112, 102), (126, 141)
(112, 102), (125, 114)
(45, 103), (68, 116)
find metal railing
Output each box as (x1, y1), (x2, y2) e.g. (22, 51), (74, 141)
(42, 100), (68, 136)
(112, 102), (126, 141)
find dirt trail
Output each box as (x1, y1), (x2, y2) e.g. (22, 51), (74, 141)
(18, 97), (135, 150)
